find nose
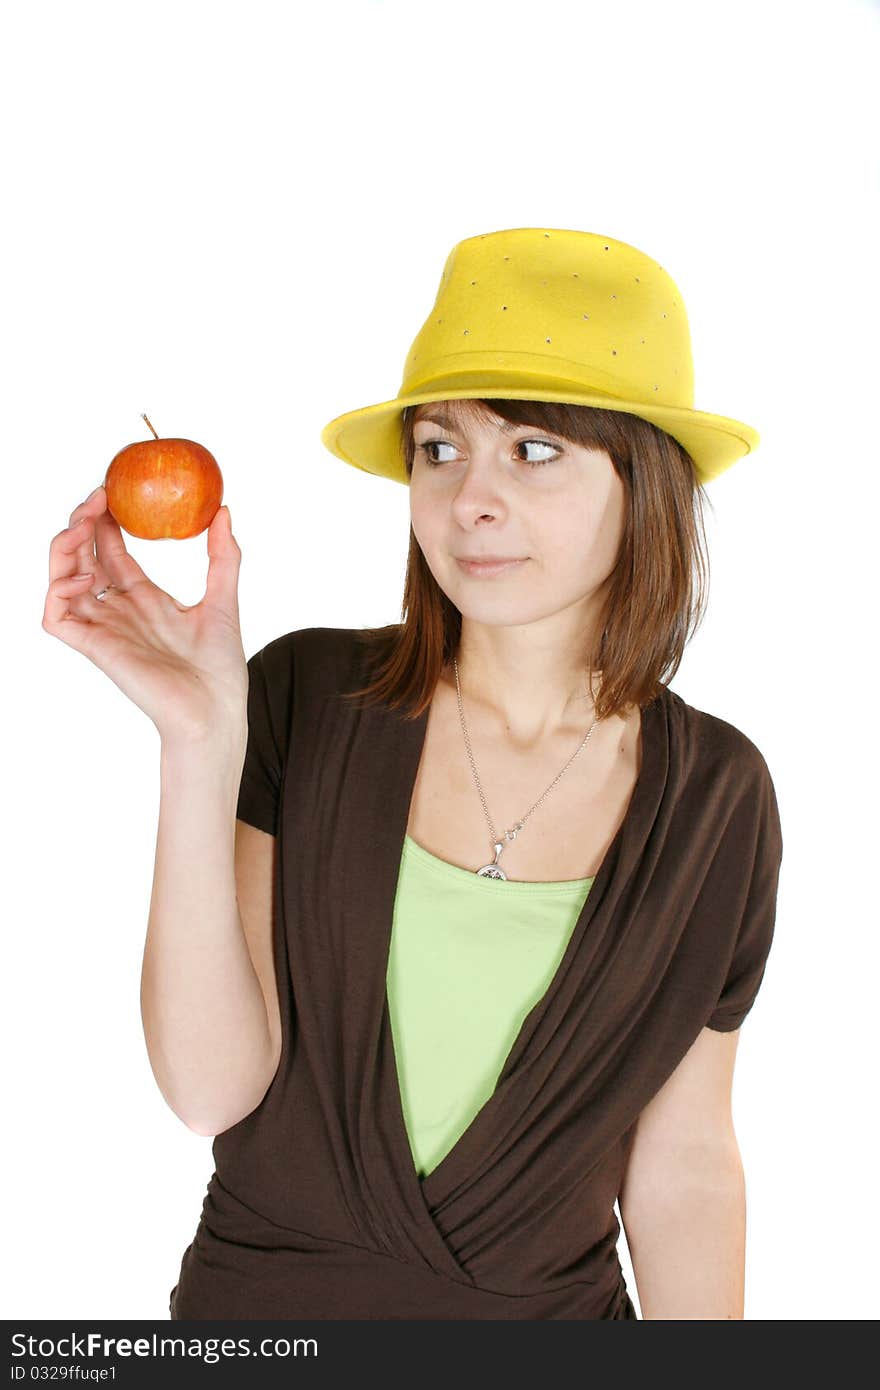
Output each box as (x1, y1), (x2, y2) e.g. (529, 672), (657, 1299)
(447, 452), (513, 520)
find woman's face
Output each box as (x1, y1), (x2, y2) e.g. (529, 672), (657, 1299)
(408, 402), (627, 632)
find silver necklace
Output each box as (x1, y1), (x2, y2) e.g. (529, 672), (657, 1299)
(453, 655), (599, 880)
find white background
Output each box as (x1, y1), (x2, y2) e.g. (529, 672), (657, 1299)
(4, 0), (878, 1321)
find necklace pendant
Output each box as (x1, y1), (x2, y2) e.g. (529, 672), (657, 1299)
(477, 840), (508, 880)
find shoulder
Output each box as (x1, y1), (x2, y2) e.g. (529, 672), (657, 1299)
(661, 683), (777, 802)
(251, 624), (382, 693)
(254, 624), (364, 665)
(655, 685), (784, 901)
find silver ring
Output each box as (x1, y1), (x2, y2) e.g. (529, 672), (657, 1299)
(94, 584), (115, 601)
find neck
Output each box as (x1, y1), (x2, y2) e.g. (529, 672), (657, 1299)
(448, 631), (602, 749)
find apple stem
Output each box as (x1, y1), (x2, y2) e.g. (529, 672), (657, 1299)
(142, 413), (159, 440)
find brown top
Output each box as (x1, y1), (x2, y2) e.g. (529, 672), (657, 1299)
(169, 625), (783, 1321)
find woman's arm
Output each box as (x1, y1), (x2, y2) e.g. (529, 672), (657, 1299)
(140, 727), (280, 1135)
(618, 1026), (747, 1319)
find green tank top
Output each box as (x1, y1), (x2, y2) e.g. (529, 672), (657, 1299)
(387, 833), (595, 1178)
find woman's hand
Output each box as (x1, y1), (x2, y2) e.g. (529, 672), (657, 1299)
(42, 486), (249, 741)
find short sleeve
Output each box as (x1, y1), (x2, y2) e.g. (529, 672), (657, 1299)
(235, 638), (294, 837)
(705, 756), (784, 1032)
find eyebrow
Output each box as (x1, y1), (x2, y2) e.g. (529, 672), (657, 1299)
(412, 410), (520, 434)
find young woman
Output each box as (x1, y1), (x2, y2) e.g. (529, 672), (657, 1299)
(42, 228), (783, 1320)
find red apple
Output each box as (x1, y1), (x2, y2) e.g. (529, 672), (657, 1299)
(104, 416), (224, 539)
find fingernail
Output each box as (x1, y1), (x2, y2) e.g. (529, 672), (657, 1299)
(86, 485), (102, 501)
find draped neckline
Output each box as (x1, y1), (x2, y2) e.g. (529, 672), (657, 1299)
(365, 671), (670, 1215)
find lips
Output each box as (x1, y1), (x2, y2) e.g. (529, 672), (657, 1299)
(455, 556), (528, 578)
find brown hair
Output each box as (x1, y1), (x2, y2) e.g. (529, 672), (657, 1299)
(339, 397), (711, 723)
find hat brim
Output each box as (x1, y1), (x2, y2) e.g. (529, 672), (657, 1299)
(320, 385), (760, 487)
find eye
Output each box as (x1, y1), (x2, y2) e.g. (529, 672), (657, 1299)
(515, 439), (561, 467)
(417, 439), (459, 466)
(415, 438), (562, 468)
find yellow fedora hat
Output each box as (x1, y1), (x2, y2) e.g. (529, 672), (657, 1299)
(320, 227), (760, 487)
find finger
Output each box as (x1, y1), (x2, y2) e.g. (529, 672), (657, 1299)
(67, 485), (108, 571)
(58, 485), (149, 597)
(50, 516), (116, 602)
(203, 507), (241, 613)
(49, 516), (102, 586)
(68, 485), (106, 531)
(49, 487), (104, 588)
(42, 570), (103, 638)
(92, 505), (152, 591)
(60, 515), (116, 595)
